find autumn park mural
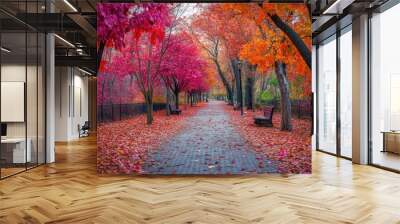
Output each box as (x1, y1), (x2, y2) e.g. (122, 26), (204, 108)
(97, 3), (312, 175)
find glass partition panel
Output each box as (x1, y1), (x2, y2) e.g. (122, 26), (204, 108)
(27, 31), (38, 169)
(0, 1), (46, 179)
(371, 4), (400, 171)
(340, 28), (352, 158)
(318, 36), (337, 154)
(1, 31), (27, 177)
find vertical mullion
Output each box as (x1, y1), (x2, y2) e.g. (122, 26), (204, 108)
(44, 0), (47, 164)
(25, 0), (28, 171)
(0, 20), (2, 179)
(60, 68), (62, 117)
(44, 34), (47, 164)
(69, 69), (71, 117)
(367, 11), (373, 165)
(336, 29), (341, 157)
(36, 0), (39, 167)
(316, 45), (320, 151)
(73, 68), (75, 118)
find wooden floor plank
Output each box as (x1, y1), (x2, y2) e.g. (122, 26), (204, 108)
(0, 135), (399, 223)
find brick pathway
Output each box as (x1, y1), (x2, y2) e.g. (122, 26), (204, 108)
(142, 101), (277, 174)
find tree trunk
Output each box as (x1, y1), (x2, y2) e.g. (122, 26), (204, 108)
(145, 94), (153, 125)
(214, 60), (233, 104)
(268, 14), (311, 68)
(184, 92), (187, 109)
(245, 76), (255, 110)
(175, 90), (179, 110)
(232, 79), (236, 105)
(97, 41), (106, 72)
(275, 61), (292, 131)
(255, 4), (311, 69)
(100, 80), (105, 121)
(231, 59), (242, 107)
(166, 87), (171, 116)
(261, 75), (269, 92)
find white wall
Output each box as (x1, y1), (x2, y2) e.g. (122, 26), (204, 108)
(55, 67), (89, 141)
(1, 65), (27, 140)
(1, 65), (41, 137)
(72, 73), (89, 138)
(55, 67), (70, 141)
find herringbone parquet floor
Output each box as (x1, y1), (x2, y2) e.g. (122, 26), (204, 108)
(1, 135), (400, 224)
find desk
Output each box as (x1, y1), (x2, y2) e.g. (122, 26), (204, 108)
(382, 131), (400, 154)
(1, 138), (31, 163)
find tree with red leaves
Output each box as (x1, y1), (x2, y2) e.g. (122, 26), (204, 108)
(98, 3), (173, 124)
(115, 33), (164, 124)
(104, 4), (210, 124)
(160, 34), (207, 110)
(97, 3), (170, 72)
(98, 52), (137, 105)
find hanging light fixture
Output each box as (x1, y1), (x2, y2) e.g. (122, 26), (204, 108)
(63, 0), (78, 12)
(54, 34), (75, 48)
(1, 47), (11, 53)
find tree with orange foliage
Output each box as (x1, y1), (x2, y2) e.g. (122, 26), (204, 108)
(261, 3), (312, 68)
(205, 4), (258, 109)
(225, 3), (311, 131)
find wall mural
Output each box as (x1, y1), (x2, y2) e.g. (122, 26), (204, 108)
(97, 3), (312, 175)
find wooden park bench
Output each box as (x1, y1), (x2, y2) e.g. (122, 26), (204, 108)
(169, 104), (182, 115)
(254, 106), (274, 127)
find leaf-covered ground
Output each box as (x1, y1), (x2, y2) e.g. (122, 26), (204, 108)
(98, 101), (311, 175)
(225, 105), (312, 174)
(97, 104), (204, 174)
(141, 101), (277, 174)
